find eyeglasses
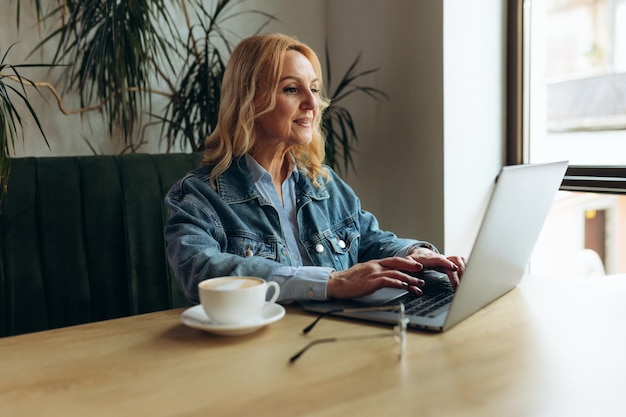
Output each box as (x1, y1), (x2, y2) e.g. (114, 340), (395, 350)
(289, 303), (408, 363)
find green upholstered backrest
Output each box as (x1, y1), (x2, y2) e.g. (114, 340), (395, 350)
(0, 153), (202, 337)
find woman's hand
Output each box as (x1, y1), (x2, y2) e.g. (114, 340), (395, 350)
(406, 247), (466, 289)
(326, 257), (426, 299)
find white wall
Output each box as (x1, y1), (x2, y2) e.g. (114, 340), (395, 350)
(443, 1), (506, 255)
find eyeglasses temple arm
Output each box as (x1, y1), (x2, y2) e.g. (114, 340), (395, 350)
(289, 332), (397, 364)
(302, 309), (343, 334)
(289, 337), (337, 363)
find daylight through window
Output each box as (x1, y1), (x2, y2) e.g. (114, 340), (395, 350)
(524, 0), (626, 278)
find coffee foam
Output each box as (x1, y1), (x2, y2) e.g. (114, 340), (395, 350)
(202, 277), (261, 291)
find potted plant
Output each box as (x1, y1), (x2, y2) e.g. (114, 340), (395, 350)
(24, 0), (275, 153)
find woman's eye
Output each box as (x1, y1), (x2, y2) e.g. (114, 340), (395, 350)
(283, 86), (319, 95)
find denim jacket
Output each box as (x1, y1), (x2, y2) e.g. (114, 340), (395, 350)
(164, 157), (434, 304)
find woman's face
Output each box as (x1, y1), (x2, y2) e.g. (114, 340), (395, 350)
(255, 50), (320, 151)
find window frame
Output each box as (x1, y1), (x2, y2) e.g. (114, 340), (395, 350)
(506, 0), (626, 193)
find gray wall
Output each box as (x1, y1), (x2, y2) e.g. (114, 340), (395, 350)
(327, 0), (506, 255)
(3, 0), (507, 256)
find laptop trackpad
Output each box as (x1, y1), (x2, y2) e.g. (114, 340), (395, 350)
(351, 288), (408, 306)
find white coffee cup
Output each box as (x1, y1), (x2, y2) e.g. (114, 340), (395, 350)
(198, 276), (280, 325)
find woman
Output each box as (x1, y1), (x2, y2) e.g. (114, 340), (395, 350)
(164, 33), (465, 304)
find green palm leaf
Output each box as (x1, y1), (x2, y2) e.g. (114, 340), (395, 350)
(322, 47), (388, 173)
(30, 0), (177, 150)
(0, 45), (50, 204)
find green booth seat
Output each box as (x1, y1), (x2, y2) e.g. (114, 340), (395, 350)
(0, 153), (202, 337)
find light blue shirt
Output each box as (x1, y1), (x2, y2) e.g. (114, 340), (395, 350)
(246, 154), (332, 302)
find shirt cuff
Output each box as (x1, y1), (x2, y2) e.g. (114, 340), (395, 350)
(269, 266), (333, 304)
(396, 241), (440, 257)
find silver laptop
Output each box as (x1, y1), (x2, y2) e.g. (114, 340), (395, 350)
(301, 161), (569, 332)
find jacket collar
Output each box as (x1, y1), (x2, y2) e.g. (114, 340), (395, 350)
(213, 156), (329, 203)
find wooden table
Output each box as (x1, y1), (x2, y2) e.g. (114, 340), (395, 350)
(2, 275), (626, 417)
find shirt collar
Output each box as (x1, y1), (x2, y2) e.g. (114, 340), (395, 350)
(244, 153), (299, 184)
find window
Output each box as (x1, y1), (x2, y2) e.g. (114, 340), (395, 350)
(509, 0), (626, 278)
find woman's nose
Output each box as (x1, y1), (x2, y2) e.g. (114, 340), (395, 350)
(301, 91), (318, 110)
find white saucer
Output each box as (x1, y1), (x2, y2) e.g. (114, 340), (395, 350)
(180, 303), (286, 336)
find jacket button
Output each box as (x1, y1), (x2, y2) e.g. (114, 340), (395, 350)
(315, 244), (324, 253)
(338, 240), (346, 249)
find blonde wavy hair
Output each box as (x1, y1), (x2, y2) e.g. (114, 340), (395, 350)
(201, 33), (331, 187)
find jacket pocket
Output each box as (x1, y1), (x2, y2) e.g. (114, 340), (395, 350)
(226, 234), (278, 260)
(310, 224), (360, 269)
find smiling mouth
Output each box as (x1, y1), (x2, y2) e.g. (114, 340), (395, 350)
(294, 118), (312, 126)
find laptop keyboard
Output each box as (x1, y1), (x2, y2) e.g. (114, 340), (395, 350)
(394, 289), (455, 318)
